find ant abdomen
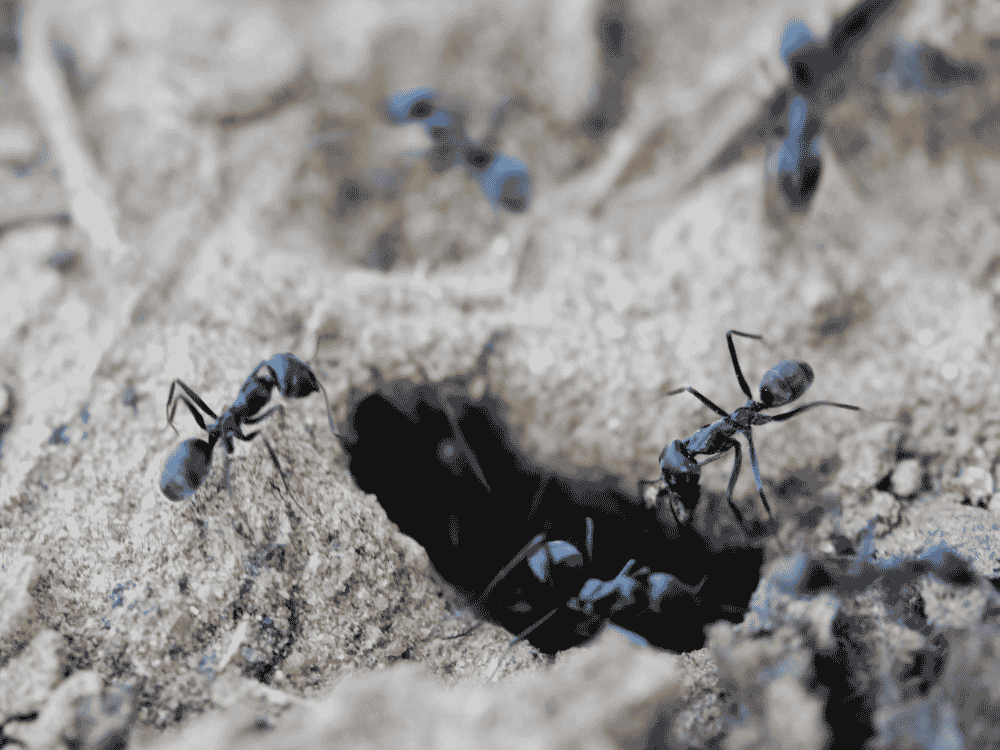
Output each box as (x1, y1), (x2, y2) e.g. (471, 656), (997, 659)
(475, 152), (532, 213)
(758, 360), (814, 408)
(160, 438), (213, 501)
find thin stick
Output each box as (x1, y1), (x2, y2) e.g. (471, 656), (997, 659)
(21, 0), (127, 264)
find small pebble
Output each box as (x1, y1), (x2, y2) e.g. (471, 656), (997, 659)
(835, 424), (898, 492)
(839, 489), (901, 537)
(890, 459), (922, 497)
(869, 490), (900, 525)
(958, 465), (993, 504)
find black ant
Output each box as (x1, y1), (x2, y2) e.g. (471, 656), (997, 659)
(159, 353), (336, 501)
(654, 330), (860, 532)
(385, 88), (532, 213)
(452, 518), (710, 657)
(781, 525), (982, 599)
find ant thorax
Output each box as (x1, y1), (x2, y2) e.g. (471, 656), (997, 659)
(686, 419), (739, 456)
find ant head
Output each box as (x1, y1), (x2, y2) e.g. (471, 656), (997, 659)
(759, 360), (814, 408)
(471, 152), (532, 213)
(265, 353), (320, 399)
(659, 440), (701, 493)
(160, 438), (213, 500)
(779, 19), (816, 65)
(385, 87), (438, 125)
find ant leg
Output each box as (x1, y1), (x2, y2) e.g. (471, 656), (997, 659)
(665, 387), (729, 417)
(443, 532), (549, 646)
(585, 517), (594, 562)
(724, 443), (751, 533)
(234, 430), (296, 502)
(509, 607), (559, 648)
(167, 380), (219, 423)
(437, 620), (485, 641)
(448, 412), (491, 492)
(526, 476), (551, 521)
(745, 431), (773, 518)
(769, 400), (861, 422)
(167, 395), (209, 434)
(223, 450), (233, 501)
(726, 330), (764, 400)
(316, 380), (338, 436)
(698, 451), (730, 467)
(479, 95), (530, 158)
(487, 606), (560, 680)
(243, 404), (286, 427)
(688, 574), (709, 605)
(665, 492), (688, 529)
(258, 435), (308, 516)
(165, 381), (176, 427)
(478, 532), (547, 607)
(260, 435), (292, 495)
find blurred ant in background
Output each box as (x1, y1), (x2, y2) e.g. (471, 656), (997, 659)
(385, 87), (533, 214)
(700, 0), (986, 223)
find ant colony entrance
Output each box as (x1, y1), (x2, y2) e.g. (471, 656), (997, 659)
(339, 369), (765, 655)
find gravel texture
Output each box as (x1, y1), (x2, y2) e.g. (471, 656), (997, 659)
(3, 0), (1000, 747)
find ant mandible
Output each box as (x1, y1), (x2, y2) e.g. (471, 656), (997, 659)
(159, 353), (337, 501)
(658, 330), (860, 530)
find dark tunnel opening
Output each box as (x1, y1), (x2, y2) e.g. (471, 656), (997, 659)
(339, 373), (765, 655)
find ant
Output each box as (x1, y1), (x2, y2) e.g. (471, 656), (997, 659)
(385, 87), (533, 213)
(770, 92), (824, 212)
(707, 0), (987, 220)
(454, 518), (709, 657)
(159, 353), (336, 502)
(777, 524), (982, 599)
(516, 527), (707, 647)
(654, 330), (860, 533)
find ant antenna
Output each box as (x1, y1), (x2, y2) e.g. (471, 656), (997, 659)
(436, 527), (551, 643)
(526, 476), (551, 521)
(478, 532), (547, 606)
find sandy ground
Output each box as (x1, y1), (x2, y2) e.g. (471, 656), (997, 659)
(3, 0), (1000, 747)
